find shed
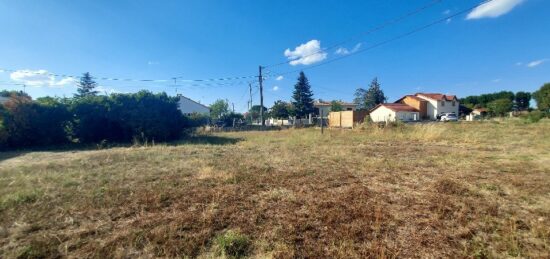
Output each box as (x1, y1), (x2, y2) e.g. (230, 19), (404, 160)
(328, 110), (369, 128)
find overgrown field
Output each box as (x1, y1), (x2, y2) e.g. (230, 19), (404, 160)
(1, 120), (549, 258)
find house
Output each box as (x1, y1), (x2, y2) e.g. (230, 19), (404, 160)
(176, 94), (210, 115)
(314, 100), (357, 117)
(471, 108), (488, 116)
(369, 103), (420, 122)
(0, 96), (9, 105)
(394, 93), (459, 120)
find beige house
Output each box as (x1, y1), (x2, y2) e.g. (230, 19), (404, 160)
(414, 93), (459, 120)
(369, 103), (420, 122)
(314, 100), (357, 117)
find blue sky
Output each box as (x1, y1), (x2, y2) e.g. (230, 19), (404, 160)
(0, 0), (549, 112)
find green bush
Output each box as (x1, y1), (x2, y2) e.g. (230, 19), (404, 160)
(521, 110), (546, 123)
(215, 230), (251, 258)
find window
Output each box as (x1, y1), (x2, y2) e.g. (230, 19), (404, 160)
(347, 108), (353, 111)
(441, 101), (445, 106)
(452, 101), (456, 106)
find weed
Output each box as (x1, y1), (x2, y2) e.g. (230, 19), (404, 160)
(214, 230), (251, 258)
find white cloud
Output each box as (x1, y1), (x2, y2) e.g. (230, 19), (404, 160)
(527, 59), (548, 68)
(272, 86), (279, 91)
(443, 9), (451, 15)
(284, 39), (327, 66)
(466, 0), (524, 20)
(516, 62), (523, 66)
(446, 18), (452, 24)
(492, 78), (502, 83)
(10, 69), (76, 87)
(147, 61), (160, 65)
(96, 86), (120, 94)
(275, 75), (284, 81)
(335, 43), (362, 55)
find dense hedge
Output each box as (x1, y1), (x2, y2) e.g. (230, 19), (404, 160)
(0, 91), (201, 149)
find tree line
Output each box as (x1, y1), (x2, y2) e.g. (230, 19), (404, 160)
(460, 83), (550, 116)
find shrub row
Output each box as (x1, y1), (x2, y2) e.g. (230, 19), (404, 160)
(0, 91), (203, 149)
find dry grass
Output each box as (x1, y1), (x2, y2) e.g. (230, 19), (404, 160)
(1, 119), (549, 258)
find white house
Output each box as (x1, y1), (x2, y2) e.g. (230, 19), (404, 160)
(415, 93), (459, 120)
(0, 96), (9, 105)
(176, 95), (210, 115)
(314, 100), (357, 117)
(369, 103), (420, 122)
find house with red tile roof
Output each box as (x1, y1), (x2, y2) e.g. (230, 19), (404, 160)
(370, 93), (459, 122)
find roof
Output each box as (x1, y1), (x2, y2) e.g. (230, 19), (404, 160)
(371, 103), (419, 113)
(394, 95), (425, 103)
(177, 95), (210, 110)
(314, 101), (357, 107)
(0, 96), (11, 105)
(415, 93), (457, 101)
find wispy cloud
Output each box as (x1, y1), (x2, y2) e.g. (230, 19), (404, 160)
(284, 39), (327, 66)
(335, 43), (362, 55)
(492, 78), (502, 83)
(443, 9), (451, 15)
(527, 59), (548, 68)
(516, 62), (523, 66)
(272, 86), (279, 91)
(147, 61), (160, 65)
(10, 69), (76, 87)
(466, 0), (524, 20)
(275, 75), (284, 81)
(96, 85), (121, 95)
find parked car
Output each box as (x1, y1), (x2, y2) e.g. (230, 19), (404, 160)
(440, 113), (458, 122)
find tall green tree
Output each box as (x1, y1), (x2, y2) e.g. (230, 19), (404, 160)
(75, 72), (98, 98)
(248, 105), (268, 120)
(514, 91), (531, 110)
(353, 88), (368, 110)
(291, 71), (314, 118)
(210, 99), (230, 119)
(270, 100), (292, 119)
(330, 100), (343, 112)
(533, 83), (550, 111)
(363, 77), (386, 110)
(487, 98), (513, 116)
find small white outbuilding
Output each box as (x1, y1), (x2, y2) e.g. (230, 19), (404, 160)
(176, 95), (210, 115)
(369, 103), (420, 122)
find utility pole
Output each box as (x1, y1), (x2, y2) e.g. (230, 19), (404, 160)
(248, 83), (253, 111)
(258, 66), (264, 126)
(232, 102), (235, 113)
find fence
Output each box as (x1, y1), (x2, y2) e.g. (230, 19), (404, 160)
(328, 111), (369, 128)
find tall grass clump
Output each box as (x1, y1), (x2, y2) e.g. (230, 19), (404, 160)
(214, 230), (251, 258)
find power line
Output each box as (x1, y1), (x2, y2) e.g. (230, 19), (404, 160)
(264, 0), (444, 68)
(0, 67), (256, 83)
(271, 0), (494, 77)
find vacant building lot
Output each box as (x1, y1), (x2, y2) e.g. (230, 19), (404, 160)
(1, 120), (549, 258)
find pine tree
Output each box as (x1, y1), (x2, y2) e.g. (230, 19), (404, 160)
(75, 72), (98, 98)
(291, 71), (314, 118)
(364, 77), (386, 110)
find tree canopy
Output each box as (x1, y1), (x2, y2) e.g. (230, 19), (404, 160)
(487, 98), (513, 116)
(210, 99), (230, 119)
(270, 100), (292, 119)
(533, 83), (550, 111)
(354, 77), (386, 110)
(330, 101), (343, 112)
(291, 72), (314, 118)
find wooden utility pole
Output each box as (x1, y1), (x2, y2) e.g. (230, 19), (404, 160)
(321, 109), (324, 134)
(258, 66), (264, 126)
(248, 83), (253, 111)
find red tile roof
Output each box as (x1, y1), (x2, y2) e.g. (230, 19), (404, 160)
(371, 103), (419, 113)
(394, 95), (425, 103)
(415, 93), (457, 101)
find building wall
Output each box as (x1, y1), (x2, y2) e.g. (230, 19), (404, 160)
(399, 97), (427, 119)
(396, 111), (420, 121)
(416, 96), (459, 120)
(177, 97), (210, 115)
(315, 104), (357, 117)
(370, 106), (396, 122)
